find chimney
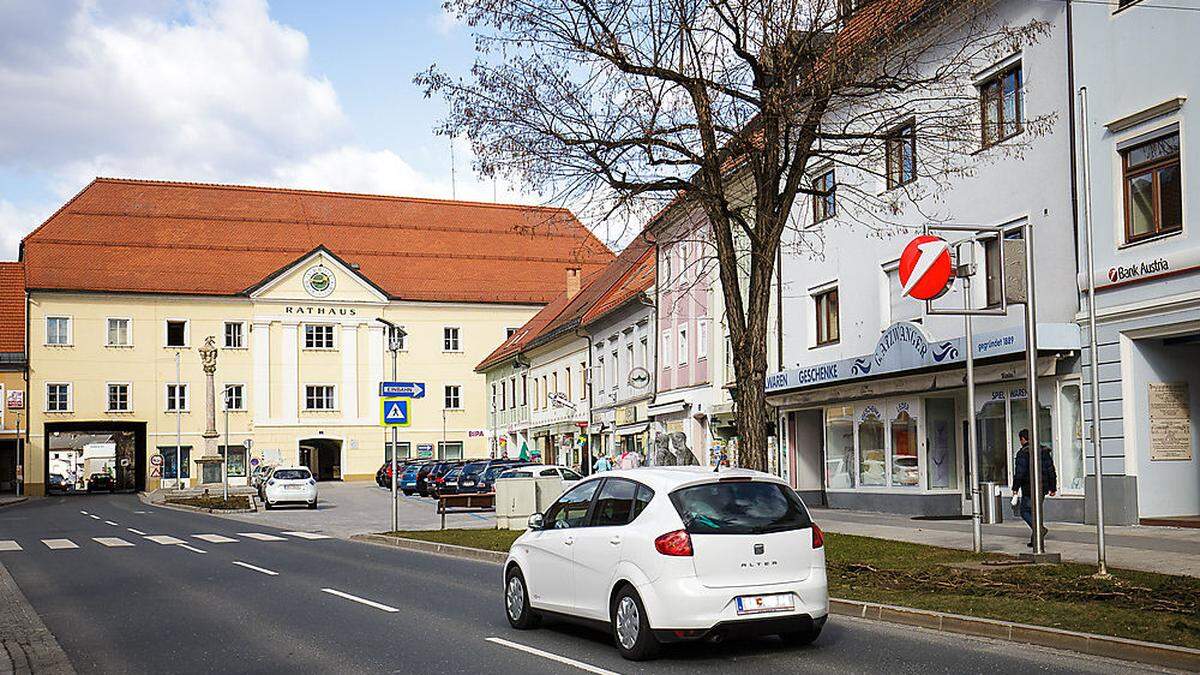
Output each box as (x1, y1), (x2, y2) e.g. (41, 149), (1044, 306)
(565, 267), (582, 299)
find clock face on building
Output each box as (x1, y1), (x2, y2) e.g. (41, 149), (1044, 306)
(303, 265), (336, 298)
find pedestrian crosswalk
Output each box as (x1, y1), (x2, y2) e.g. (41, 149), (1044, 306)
(0, 531), (332, 553)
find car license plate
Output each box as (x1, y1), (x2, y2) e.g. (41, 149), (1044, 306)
(285, 485), (302, 491)
(462, 481), (475, 486)
(735, 593), (794, 615)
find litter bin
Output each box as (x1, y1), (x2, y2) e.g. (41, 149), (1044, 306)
(978, 481), (1004, 524)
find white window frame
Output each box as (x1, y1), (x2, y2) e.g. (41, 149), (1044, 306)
(303, 384), (338, 411)
(45, 316), (72, 346)
(165, 383), (190, 412)
(106, 317), (132, 347)
(223, 321), (247, 349)
(106, 382), (132, 413)
(164, 319), (190, 348)
(45, 383), (72, 412)
(303, 324), (337, 350)
(661, 330), (673, 368)
(678, 325), (689, 365)
(697, 319), (709, 360)
(444, 384), (463, 410)
(223, 383), (246, 412)
(443, 326), (461, 352)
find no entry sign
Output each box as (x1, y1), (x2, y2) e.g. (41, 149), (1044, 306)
(898, 235), (953, 301)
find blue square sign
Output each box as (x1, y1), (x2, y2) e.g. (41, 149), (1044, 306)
(380, 398), (411, 427)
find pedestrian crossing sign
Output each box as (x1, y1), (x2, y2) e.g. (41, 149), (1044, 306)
(381, 398), (411, 427)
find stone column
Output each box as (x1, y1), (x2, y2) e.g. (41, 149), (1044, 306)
(197, 336), (223, 485)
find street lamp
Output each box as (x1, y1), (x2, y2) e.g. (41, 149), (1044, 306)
(376, 318), (407, 532)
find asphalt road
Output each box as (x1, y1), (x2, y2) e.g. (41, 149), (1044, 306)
(0, 494), (1157, 674)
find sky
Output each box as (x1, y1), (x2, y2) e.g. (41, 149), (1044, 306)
(0, 0), (541, 260)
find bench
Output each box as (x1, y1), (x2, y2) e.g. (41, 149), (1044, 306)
(437, 492), (495, 529)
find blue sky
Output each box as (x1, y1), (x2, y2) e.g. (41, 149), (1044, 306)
(0, 1), (528, 259)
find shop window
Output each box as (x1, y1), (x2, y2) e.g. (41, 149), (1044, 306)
(160, 446), (191, 480)
(890, 404), (919, 487)
(218, 445), (247, 478)
(858, 407), (886, 487)
(976, 399), (1008, 484)
(1009, 391), (1052, 476)
(438, 441), (464, 460)
(814, 287), (839, 346)
(925, 398), (959, 490)
(1123, 131), (1181, 244)
(384, 441), (411, 462)
(1058, 383), (1085, 493)
(980, 63), (1023, 148)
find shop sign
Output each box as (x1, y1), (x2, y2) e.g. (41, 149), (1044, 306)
(766, 322), (1080, 394)
(5, 390), (22, 410)
(898, 235), (953, 301)
(615, 405), (638, 426)
(1149, 382), (1193, 461)
(1078, 248), (1200, 292)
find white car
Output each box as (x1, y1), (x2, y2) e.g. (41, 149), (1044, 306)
(502, 467), (828, 660)
(262, 466), (318, 510)
(497, 464), (583, 482)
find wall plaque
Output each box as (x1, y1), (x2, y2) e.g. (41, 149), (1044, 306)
(1149, 382), (1192, 461)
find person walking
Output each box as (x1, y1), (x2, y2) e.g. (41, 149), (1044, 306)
(1011, 428), (1058, 548)
(592, 454), (613, 473)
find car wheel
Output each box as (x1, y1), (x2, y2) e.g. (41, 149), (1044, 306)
(307, 500), (317, 510)
(504, 567), (541, 629)
(402, 490), (413, 496)
(612, 586), (658, 661)
(264, 500), (273, 510)
(779, 623), (823, 647)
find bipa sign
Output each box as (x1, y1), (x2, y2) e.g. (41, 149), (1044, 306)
(898, 235), (953, 301)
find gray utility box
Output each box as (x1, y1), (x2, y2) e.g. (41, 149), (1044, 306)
(495, 476), (570, 530)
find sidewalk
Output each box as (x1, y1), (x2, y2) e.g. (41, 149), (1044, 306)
(810, 507), (1200, 577)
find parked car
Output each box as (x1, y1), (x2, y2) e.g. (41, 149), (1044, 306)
(429, 463), (466, 498)
(502, 467), (828, 660)
(458, 459), (527, 494)
(470, 461), (537, 494)
(262, 466), (318, 509)
(399, 462), (431, 495)
(252, 464), (275, 495)
(498, 464), (583, 482)
(47, 473), (71, 493)
(420, 461), (455, 496)
(378, 461), (418, 489)
(86, 472), (115, 493)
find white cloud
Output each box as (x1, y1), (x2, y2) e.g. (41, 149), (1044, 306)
(429, 9), (464, 36)
(0, 197), (54, 260)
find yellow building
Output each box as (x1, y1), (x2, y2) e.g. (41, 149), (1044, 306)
(18, 178), (612, 495)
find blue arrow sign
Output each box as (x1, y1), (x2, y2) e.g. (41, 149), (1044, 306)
(380, 398), (411, 427)
(379, 381), (425, 398)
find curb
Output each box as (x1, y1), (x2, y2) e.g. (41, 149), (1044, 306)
(137, 491), (259, 514)
(0, 497), (28, 510)
(0, 561), (75, 674)
(354, 533), (1199, 672)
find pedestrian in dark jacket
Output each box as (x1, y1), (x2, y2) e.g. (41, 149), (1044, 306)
(1011, 428), (1057, 548)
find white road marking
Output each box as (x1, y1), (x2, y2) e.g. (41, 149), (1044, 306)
(484, 637), (619, 675)
(105, 520), (119, 526)
(177, 544), (207, 554)
(144, 535), (186, 545)
(88, 514), (101, 520)
(127, 528), (147, 536)
(134, 511), (149, 514)
(42, 539), (78, 550)
(93, 537), (134, 548)
(232, 561), (279, 576)
(193, 534), (238, 544)
(237, 532), (286, 541)
(281, 531), (331, 540)
(321, 588), (399, 613)
(0, 541), (22, 552)
(79, 510), (88, 515)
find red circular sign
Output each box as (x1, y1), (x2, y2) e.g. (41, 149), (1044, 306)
(898, 235), (953, 301)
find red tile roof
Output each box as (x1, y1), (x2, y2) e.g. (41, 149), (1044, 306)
(0, 262), (25, 354)
(477, 233), (654, 371)
(21, 178), (614, 304)
(581, 245), (655, 327)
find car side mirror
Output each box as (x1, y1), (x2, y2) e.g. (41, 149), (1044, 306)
(527, 513), (544, 531)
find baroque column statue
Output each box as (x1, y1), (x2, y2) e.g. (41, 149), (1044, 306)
(197, 336), (223, 484)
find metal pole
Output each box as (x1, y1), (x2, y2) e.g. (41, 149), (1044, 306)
(14, 413), (21, 496)
(1023, 223), (1047, 556)
(223, 405), (230, 501)
(175, 351), (182, 490)
(390, 345), (398, 533)
(963, 272), (983, 553)
(1079, 87), (1109, 576)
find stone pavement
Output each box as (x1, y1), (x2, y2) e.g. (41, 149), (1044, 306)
(0, 562), (73, 674)
(810, 506), (1200, 577)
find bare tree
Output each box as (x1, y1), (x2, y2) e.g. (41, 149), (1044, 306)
(418, 0), (1051, 471)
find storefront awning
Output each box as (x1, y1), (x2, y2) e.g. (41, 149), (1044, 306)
(766, 321), (1080, 396)
(647, 400), (689, 416)
(615, 423), (649, 436)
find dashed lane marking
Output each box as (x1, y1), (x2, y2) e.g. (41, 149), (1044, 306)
(42, 539), (78, 550)
(193, 534), (238, 543)
(127, 528), (147, 536)
(88, 515), (101, 520)
(93, 537), (135, 548)
(0, 541), (21, 552)
(281, 531), (331, 540)
(177, 544), (207, 554)
(144, 535), (186, 545)
(321, 588), (400, 613)
(232, 561), (279, 576)
(237, 532), (286, 542)
(484, 637), (619, 675)
(105, 520), (119, 526)
(79, 510), (88, 515)
(134, 511), (149, 514)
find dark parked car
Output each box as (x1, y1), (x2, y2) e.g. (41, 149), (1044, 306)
(460, 459), (531, 494)
(87, 473), (115, 493)
(47, 473), (71, 493)
(419, 461), (455, 496)
(377, 461), (418, 488)
(399, 462), (434, 495)
(429, 463), (468, 498)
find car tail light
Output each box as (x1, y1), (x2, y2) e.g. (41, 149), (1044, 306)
(308, 479), (316, 486)
(267, 479), (275, 486)
(811, 523), (824, 549)
(654, 529), (693, 557)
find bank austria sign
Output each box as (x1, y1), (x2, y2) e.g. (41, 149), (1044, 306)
(765, 321), (1080, 394)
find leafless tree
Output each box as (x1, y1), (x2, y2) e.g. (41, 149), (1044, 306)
(418, 0), (1051, 471)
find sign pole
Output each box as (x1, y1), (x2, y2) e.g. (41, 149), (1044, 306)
(391, 347), (399, 533)
(1023, 222), (1053, 559)
(962, 272), (982, 553)
(1079, 87), (1109, 576)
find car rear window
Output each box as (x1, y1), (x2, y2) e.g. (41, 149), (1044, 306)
(500, 470), (533, 479)
(669, 480), (812, 535)
(462, 461), (487, 476)
(273, 469), (311, 481)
